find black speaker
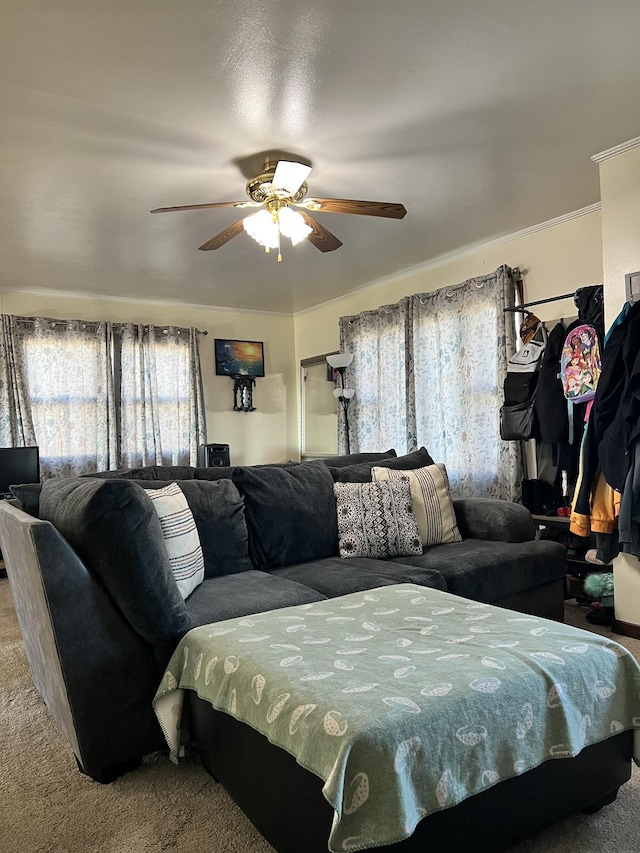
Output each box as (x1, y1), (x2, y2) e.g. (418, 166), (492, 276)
(199, 443), (230, 468)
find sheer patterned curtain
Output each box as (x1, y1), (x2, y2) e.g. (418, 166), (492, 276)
(0, 315), (37, 447)
(15, 318), (117, 477)
(119, 324), (206, 467)
(339, 300), (411, 454)
(338, 265), (520, 499)
(409, 265), (519, 499)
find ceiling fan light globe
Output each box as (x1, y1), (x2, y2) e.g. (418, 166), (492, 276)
(243, 209), (279, 249)
(278, 207), (312, 246)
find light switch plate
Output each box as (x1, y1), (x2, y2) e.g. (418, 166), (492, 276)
(625, 270), (640, 304)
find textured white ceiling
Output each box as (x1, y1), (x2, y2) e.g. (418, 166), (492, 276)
(1, 0), (639, 313)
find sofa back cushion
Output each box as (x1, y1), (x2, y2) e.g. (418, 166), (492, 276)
(231, 462), (338, 570)
(314, 449), (397, 468)
(140, 479), (253, 577)
(81, 465), (197, 480)
(39, 478), (191, 658)
(193, 461), (298, 482)
(329, 447), (435, 483)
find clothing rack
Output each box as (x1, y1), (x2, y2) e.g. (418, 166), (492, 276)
(504, 292), (576, 314)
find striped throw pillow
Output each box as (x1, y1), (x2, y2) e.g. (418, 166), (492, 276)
(145, 483), (205, 599)
(371, 463), (462, 547)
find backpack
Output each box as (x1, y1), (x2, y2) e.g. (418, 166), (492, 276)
(560, 324), (601, 404)
(507, 323), (547, 373)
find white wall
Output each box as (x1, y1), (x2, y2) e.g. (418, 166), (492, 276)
(599, 141), (640, 326)
(0, 289), (296, 466)
(595, 138), (640, 631)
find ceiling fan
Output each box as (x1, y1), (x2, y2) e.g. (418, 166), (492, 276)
(150, 160), (407, 261)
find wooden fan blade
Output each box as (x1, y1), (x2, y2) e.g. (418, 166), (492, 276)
(298, 211), (342, 252)
(151, 201), (259, 213)
(198, 218), (246, 251)
(301, 198), (407, 219)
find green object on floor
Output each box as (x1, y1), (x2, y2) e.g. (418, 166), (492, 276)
(584, 571), (615, 607)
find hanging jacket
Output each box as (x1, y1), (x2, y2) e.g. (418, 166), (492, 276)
(573, 284), (605, 346)
(570, 301), (632, 537)
(619, 440), (640, 556)
(599, 300), (640, 492)
(534, 321), (568, 442)
(570, 468), (620, 537)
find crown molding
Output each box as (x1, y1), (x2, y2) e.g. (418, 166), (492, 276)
(591, 137), (640, 164)
(295, 202), (602, 317)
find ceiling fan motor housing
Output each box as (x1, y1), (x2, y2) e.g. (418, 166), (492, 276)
(245, 164), (308, 204)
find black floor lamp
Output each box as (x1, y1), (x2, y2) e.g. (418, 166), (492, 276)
(326, 352), (355, 455)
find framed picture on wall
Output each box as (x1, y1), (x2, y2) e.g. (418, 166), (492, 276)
(214, 339), (265, 377)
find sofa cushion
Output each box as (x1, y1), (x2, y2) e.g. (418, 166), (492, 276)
(139, 479), (252, 578)
(372, 463), (462, 546)
(145, 483), (205, 599)
(329, 447), (435, 483)
(185, 571), (326, 627)
(268, 557), (447, 597)
(193, 461), (298, 482)
(315, 449), (397, 468)
(334, 479), (423, 559)
(452, 498), (535, 543)
(389, 538), (567, 603)
(231, 462), (338, 570)
(86, 465), (197, 480)
(39, 478), (191, 659)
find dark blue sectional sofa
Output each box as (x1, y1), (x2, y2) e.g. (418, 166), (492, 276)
(0, 448), (566, 782)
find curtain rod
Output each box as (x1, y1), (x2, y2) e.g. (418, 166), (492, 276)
(504, 292), (576, 314)
(12, 315), (208, 334)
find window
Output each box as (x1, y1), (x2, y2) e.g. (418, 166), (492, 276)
(5, 317), (206, 478)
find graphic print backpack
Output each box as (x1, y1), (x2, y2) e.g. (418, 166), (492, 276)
(560, 324), (602, 404)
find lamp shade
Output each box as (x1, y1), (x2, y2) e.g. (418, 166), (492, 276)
(333, 387), (355, 400)
(243, 210), (279, 248)
(277, 207), (312, 246)
(326, 352), (353, 369)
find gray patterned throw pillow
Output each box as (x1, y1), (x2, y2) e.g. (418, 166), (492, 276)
(333, 479), (423, 559)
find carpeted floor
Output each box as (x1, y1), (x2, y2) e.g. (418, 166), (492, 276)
(0, 579), (638, 853)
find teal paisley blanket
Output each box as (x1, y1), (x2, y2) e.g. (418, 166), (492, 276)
(153, 584), (640, 853)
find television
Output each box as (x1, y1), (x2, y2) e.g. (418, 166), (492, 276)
(214, 339), (265, 377)
(0, 446), (40, 498)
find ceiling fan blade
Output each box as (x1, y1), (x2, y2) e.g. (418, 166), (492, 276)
(298, 211), (342, 252)
(151, 201), (260, 213)
(198, 218), (247, 251)
(300, 198), (407, 219)
(272, 160), (312, 195)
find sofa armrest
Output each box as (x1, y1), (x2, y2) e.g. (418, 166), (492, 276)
(452, 498), (535, 543)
